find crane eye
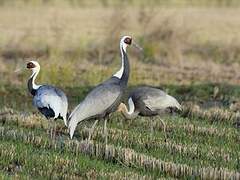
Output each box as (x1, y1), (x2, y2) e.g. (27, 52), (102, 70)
(124, 37), (132, 45)
(27, 62), (36, 69)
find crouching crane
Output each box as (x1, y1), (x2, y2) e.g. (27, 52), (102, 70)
(117, 86), (181, 139)
(27, 61), (68, 138)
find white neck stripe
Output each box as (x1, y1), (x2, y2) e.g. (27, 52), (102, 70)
(113, 42), (127, 79)
(127, 97), (135, 115)
(31, 67), (41, 90)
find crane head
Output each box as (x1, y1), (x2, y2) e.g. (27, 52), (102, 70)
(121, 35), (143, 52)
(121, 36), (132, 46)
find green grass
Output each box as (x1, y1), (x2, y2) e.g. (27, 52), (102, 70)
(0, 95), (239, 178)
(2, 82), (240, 110)
(0, 139), (155, 179)
(0, 84), (239, 176)
(0, 83), (239, 178)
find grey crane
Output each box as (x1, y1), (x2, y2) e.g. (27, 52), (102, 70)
(68, 36), (135, 143)
(27, 61), (68, 138)
(117, 86), (181, 139)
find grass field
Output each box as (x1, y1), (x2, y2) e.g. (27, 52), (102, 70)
(0, 0), (240, 179)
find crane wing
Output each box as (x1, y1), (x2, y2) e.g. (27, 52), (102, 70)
(143, 94), (181, 111)
(33, 86), (67, 120)
(68, 83), (121, 139)
(130, 86), (181, 112)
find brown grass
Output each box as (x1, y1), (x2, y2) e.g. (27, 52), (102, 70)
(0, 108), (238, 168)
(1, 6), (240, 86)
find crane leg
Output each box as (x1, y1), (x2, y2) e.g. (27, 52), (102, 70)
(159, 117), (167, 141)
(53, 120), (57, 140)
(150, 118), (154, 138)
(49, 120), (53, 139)
(88, 120), (98, 141)
(47, 118), (54, 140)
(104, 118), (108, 145)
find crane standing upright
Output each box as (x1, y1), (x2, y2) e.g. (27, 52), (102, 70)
(68, 36), (135, 144)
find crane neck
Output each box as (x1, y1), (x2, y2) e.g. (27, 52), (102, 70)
(28, 68), (41, 96)
(113, 43), (130, 88)
(119, 98), (139, 119)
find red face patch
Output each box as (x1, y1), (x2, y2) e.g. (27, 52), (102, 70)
(124, 37), (132, 45)
(27, 62), (36, 69)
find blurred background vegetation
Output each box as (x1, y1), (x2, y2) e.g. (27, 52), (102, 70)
(1, 0), (240, 108)
(0, 1), (240, 178)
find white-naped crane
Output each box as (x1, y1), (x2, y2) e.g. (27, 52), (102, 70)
(117, 86), (181, 139)
(27, 61), (68, 138)
(68, 36), (138, 144)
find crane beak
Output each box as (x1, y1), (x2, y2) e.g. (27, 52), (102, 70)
(132, 41), (143, 52)
(14, 63), (25, 73)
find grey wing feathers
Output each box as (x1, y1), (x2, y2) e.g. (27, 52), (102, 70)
(33, 85), (68, 125)
(130, 86), (165, 100)
(68, 83), (121, 139)
(144, 94), (181, 111)
(131, 86), (181, 111)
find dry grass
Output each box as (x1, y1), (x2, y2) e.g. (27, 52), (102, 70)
(0, 126), (239, 179)
(0, 107), (239, 172)
(182, 103), (237, 123)
(1, 5), (240, 87)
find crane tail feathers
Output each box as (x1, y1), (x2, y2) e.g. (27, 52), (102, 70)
(63, 117), (68, 127)
(69, 119), (77, 139)
(68, 114), (78, 139)
(68, 107), (87, 139)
